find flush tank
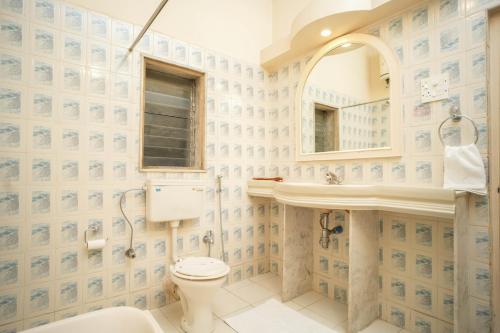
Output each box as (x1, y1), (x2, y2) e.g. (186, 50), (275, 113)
(146, 180), (205, 223)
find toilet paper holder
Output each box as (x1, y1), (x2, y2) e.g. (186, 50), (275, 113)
(83, 225), (108, 246)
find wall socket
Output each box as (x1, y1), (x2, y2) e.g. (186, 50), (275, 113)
(420, 74), (449, 103)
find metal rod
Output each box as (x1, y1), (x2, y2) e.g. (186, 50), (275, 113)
(341, 97), (390, 109)
(128, 0), (170, 52)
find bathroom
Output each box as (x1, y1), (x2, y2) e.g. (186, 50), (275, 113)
(0, 0), (499, 332)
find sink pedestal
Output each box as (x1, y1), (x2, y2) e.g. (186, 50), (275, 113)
(347, 211), (379, 332)
(282, 206), (314, 301)
(249, 180), (470, 332)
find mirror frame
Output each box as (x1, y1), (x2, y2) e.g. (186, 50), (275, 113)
(295, 33), (402, 161)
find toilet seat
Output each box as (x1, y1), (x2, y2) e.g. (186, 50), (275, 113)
(172, 256), (230, 280)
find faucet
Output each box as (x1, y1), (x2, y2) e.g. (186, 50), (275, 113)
(326, 171), (343, 185)
(203, 230), (215, 257)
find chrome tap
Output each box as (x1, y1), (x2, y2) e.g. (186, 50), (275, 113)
(203, 230), (215, 257)
(326, 171), (343, 185)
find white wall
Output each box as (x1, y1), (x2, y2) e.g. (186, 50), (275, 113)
(307, 45), (387, 102)
(65, 0), (273, 63)
(272, 0), (309, 42)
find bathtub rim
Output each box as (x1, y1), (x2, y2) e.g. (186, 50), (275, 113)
(20, 306), (164, 333)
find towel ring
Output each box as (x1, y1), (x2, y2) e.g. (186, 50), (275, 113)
(438, 105), (479, 145)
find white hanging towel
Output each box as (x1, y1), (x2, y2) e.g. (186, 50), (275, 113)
(443, 143), (486, 195)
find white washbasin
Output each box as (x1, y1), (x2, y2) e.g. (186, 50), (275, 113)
(274, 182), (380, 198)
(247, 180), (459, 218)
(276, 182), (371, 189)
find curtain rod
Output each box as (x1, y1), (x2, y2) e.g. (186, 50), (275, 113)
(128, 0), (170, 52)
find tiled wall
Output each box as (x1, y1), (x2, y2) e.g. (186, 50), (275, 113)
(0, 0), (271, 330)
(267, 0), (498, 332)
(378, 212), (456, 332)
(1, 0), (498, 331)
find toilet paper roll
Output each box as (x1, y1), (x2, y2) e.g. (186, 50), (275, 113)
(87, 239), (106, 250)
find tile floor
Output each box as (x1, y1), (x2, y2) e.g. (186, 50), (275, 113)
(149, 273), (406, 333)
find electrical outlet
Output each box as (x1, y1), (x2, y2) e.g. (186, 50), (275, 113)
(420, 74), (449, 103)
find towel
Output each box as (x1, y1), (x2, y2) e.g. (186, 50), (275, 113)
(443, 144), (486, 195)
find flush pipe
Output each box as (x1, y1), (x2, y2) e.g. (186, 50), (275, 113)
(168, 221), (186, 318)
(319, 211), (343, 249)
(216, 175), (227, 262)
(169, 220), (181, 263)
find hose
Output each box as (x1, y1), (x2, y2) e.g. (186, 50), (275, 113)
(119, 188), (145, 259)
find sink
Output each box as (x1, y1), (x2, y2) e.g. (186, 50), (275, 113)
(276, 182), (371, 188)
(274, 182), (375, 196)
(247, 179), (459, 218)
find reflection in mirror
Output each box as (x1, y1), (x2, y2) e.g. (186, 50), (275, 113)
(314, 103), (339, 152)
(301, 43), (391, 153)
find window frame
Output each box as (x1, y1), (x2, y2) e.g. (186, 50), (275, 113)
(139, 55), (206, 172)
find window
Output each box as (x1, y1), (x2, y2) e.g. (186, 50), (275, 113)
(140, 56), (205, 171)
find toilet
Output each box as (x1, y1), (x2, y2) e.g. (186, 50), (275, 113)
(145, 180), (230, 333)
(171, 257), (230, 333)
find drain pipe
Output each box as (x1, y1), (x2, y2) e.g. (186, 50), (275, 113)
(319, 211), (343, 249)
(169, 220), (181, 263)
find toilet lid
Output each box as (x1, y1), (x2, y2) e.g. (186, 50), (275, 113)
(173, 257), (229, 278)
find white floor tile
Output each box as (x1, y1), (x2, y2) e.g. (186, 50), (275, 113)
(359, 319), (401, 333)
(333, 321), (348, 333)
(299, 308), (342, 330)
(283, 301), (303, 311)
(153, 278), (395, 333)
(305, 298), (347, 327)
(229, 282), (277, 304)
(292, 290), (325, 307)
(149, 309), (180, 333)
(224, 279), (253, 292)
(249, 272), (276, 283)
(160, 301), (183, 318)
(159, 302), (184, 332)
(254, 275), (282, 294)
(219, 305), (253, 320)
(251, 294), (282, 307)
(213, 288), (250, 317)
(214, 318), (237, 333)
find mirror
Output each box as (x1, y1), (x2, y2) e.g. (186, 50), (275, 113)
(296, 34), (401, 161)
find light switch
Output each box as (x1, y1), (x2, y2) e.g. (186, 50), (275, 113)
(420, 74), (449, 103)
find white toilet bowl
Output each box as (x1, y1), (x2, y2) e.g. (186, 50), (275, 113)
(170, 257), (230, 333)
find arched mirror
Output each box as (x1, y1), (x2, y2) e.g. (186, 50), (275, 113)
(296, 33), (401, 161)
